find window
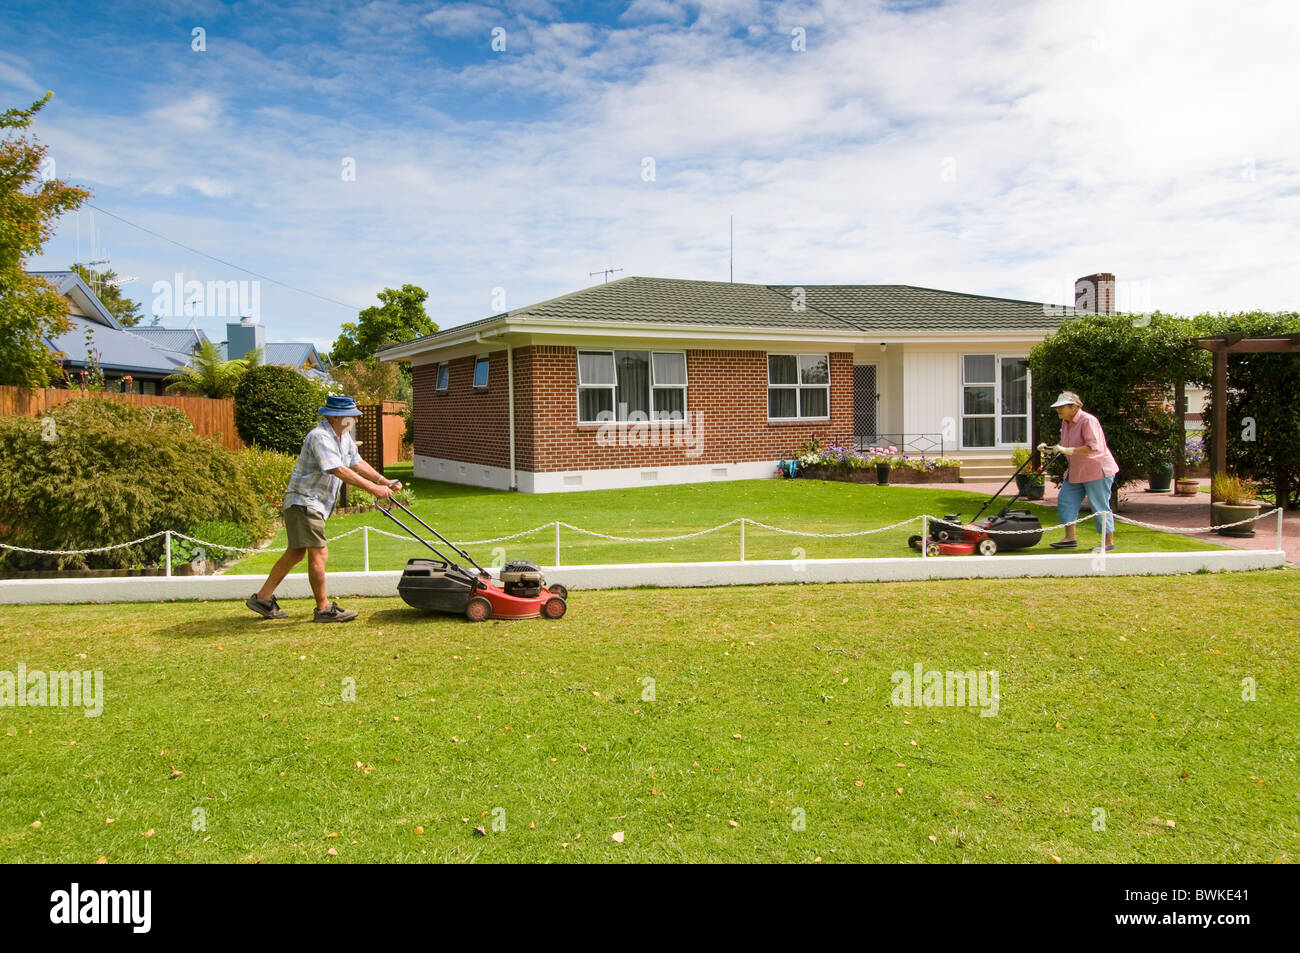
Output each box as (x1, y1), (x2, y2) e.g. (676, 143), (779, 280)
(962, 353), (1028, 447)
(577, 349), (687, 422)
(768, 353), (829, 419)
(435, 363), (449, 392)
(473, 356), (489, 389)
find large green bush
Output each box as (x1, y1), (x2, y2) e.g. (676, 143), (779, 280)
(234, 364), (326, 455)
(0, 398), (266, 570)
(1028, 313), (1203, 498)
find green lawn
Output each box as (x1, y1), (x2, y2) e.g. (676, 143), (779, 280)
(228, 464), (1218, 573)
(2, 571), (1294, 863)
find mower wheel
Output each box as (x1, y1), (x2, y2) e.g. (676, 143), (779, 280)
(466, 596), (493, 622)
(978, 537), (998, 556)
(907, 534), (922, 550)
(925, 541), (941, 557)
(937, 529), (950, 541)
(542, 596), (567, 619)
(547, 584), (568, 600)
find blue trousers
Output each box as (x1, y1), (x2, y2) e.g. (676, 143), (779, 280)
(1057, 474), (1115, 535)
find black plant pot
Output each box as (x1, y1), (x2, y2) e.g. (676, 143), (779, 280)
(876, 464), (891, 485)
(1015, 474), (1045, 500)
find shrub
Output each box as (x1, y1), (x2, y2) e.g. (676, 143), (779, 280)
(0, 398), (266, 571)
(235, 446), (298, 520)
(234, 365), (327, 455)
(170, 520), (254, 569)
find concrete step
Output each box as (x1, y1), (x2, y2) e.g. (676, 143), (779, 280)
(960, 465), (1017, 482)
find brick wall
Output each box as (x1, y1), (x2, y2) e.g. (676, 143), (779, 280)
(413, 345), (855, 472)
(412, 352), (510, 468)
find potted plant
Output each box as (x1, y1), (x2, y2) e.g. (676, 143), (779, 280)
(1210, 473), (1261, 538)
(869, 446), (899, 485)
(1010, 447), (1045, 500)
(1146, 457), (1174, 492)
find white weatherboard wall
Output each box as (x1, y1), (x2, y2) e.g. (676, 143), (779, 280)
(0, 550), (1284, 604)
(902, 348), (960, 446)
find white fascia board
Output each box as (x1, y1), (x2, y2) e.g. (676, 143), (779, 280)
(382, 319), (1063, 361)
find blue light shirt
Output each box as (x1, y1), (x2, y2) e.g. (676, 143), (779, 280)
(283, 419), (361, 518)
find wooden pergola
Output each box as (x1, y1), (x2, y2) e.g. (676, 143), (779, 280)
(1192, 333), (1300, 476)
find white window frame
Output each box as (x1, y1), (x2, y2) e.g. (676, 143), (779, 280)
(767, 352), (831, 420)
(576, 349), (688, 424)
(960, 352), (1030, 448)
(435, 362), (449, 393)
(472, 355), (490, 389)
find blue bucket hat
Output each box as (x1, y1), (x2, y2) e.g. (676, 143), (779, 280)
(318, 395), (362, 417)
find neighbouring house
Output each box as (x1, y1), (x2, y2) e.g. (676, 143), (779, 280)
(379, 275), (1102, 493)
(33, 271), (193, 394)
(129, 318), (331, 382)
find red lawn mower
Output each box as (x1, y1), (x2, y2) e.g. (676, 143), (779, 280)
(379, 498), (567, 622)
(907, 451), (1061, 556)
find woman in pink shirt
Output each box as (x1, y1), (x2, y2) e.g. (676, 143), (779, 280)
(1038, 391), (1120, 552)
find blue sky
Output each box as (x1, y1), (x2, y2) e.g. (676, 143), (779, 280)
(5, 0), (1299, 351)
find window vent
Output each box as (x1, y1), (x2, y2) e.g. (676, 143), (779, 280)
(641, 470), (659, 481)
(712, 467), (729, 478)
(563, 474), (583, 486)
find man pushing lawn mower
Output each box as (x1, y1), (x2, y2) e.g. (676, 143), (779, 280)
(245, 395), (401, 623)
(1039, 390), (1119, 553)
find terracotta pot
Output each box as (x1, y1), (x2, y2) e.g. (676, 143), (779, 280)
(1174, 478), (1199, 497)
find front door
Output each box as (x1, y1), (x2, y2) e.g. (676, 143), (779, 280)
(961, 354), (1029, 448)
(853, 364), (879, 445)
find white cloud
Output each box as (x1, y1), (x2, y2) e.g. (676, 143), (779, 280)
(29, 0), (1300, 345)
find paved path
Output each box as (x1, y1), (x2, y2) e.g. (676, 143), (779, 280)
(923, 477), (1296, 566)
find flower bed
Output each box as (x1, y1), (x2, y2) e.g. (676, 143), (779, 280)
(789, 442), (962, 484)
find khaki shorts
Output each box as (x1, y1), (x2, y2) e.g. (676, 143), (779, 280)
(284, 504), (328, 549)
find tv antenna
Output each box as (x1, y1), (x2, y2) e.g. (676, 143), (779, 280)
(589, 267), (623, 283)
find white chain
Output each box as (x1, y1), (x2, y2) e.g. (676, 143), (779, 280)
(0, 508), (1280, 557)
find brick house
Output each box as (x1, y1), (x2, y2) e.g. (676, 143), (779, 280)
(379, 276), (1092, 493)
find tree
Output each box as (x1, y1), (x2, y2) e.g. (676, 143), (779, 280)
(329, 356), (400, 404)
(0, 93), (91, 386)
(1193, 311), (1300, 510)
(164, 339), (256, 399)
(71, 263), (142, 326)
(329, 284), (435, 364)
(1028, 312), (1204, 501)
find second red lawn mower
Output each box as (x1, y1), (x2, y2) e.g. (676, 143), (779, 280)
(379, 498), (567, 621)
(907, 450), (1061, 556)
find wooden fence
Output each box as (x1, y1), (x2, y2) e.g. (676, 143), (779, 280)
(0, 386), (245, 451)
(356, 400), (410, 469)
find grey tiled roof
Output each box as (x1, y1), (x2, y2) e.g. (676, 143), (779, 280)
(765, 284), (1079, 331)
(385, 276), (1076, 353)
(127, 327), (211, 353)
(48, 316), (193, 375)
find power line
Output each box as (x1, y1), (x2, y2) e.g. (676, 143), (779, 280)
(85, 204), (367, 312)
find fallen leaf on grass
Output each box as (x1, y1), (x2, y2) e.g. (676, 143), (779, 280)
(611, 831), (624, 843)
(29, 821), (40, 829)
(473, 826), (487, 837)
(327, 847), (338, 856)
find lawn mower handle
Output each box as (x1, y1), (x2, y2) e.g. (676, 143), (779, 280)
(970, 450), (1063, 524)
(376, 497), (488, 576)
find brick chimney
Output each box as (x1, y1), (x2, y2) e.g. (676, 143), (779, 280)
(1074, 273), (1116, 314)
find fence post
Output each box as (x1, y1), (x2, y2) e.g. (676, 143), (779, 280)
(363, 525), (370, 573)
(1277, 506), (1284, 553)
(920, 516), (927, 560)
(740, 519), (746, 562)
(554, 522), (560, 568)
(165, 530), (172, 577)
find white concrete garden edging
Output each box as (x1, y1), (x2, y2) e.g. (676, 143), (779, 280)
(0, 548), (1284, 604)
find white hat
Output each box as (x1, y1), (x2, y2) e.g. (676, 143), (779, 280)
(1050, 391), (1082, 408)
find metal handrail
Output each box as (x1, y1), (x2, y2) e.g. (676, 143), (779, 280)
(853, 433), (945, 456)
